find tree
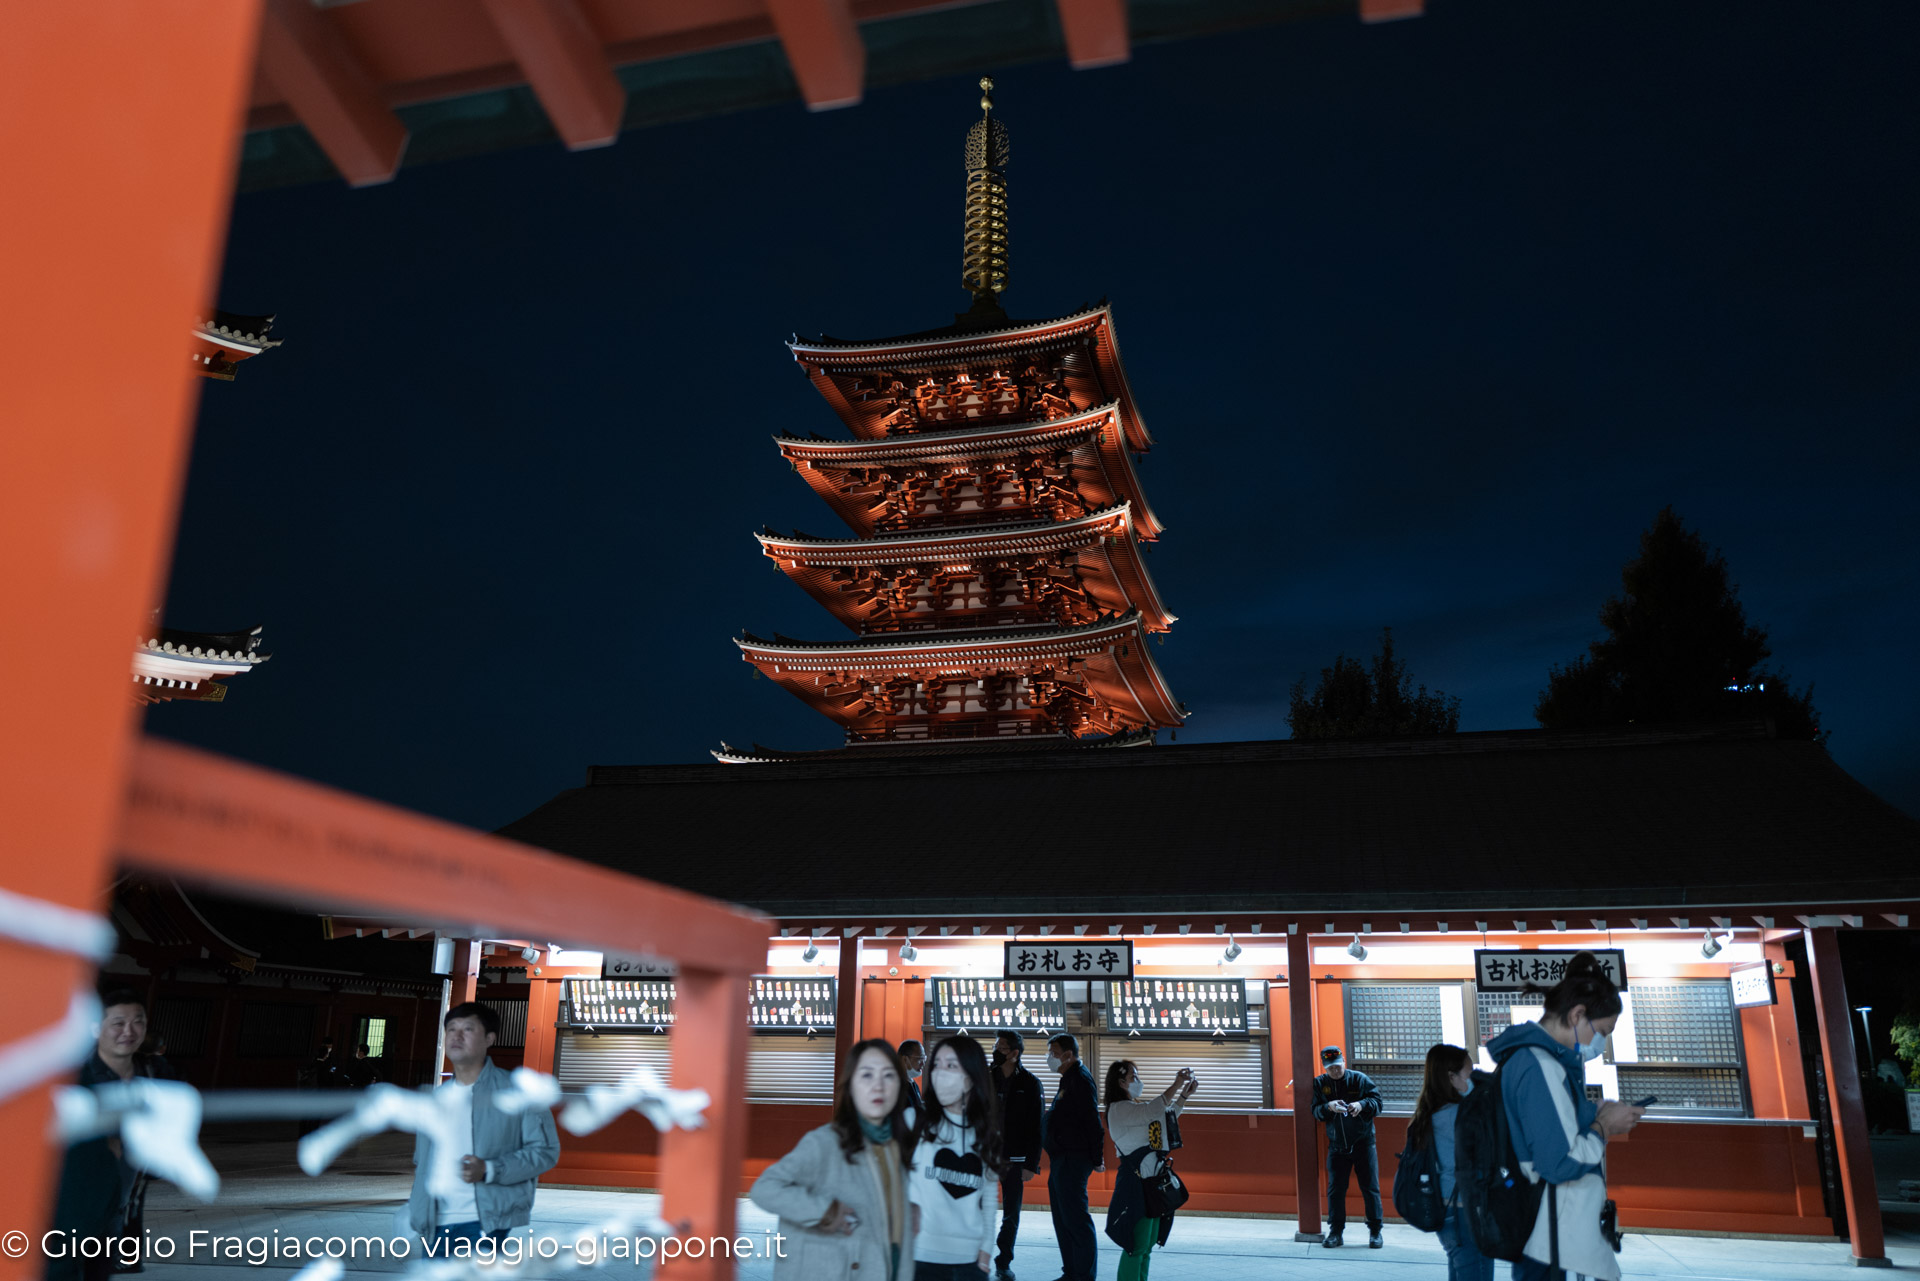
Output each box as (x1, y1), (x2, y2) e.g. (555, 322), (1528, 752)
(1288, 628), (1461, 739)
(1535, 507), (1823, 740)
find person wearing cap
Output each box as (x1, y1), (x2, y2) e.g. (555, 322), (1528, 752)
(1311, 1045), (1384, 1249)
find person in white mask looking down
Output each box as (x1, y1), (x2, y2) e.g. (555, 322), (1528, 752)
(1483, 952), (1644, 1281)
(1101, 1060), (1197, 1281)
(909, 1037), (1004, 1279)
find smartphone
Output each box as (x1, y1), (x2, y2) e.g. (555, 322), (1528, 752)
(1630, 1095), (1657, 1108)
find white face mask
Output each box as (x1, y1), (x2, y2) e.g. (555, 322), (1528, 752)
(1127, 1078), (1144, 1101)
(931, 1067), (968, 1108)
(1578, 1020), (1607, 1061)
(1046, 1054), (1063, 1074)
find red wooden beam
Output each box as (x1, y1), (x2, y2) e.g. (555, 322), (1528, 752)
(0, 7), (260, 1276)
(766, 0), (865, 111)
(257, 0), (407, 186)
(1803, 927), (1888, 1264)
(1056, 0), (1130, 69)
(1287, 928), (1323, 1240)
(1359, 0), (1425, 23)
(477, 0), (626, 150)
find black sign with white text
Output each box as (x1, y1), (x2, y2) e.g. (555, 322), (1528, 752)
(1473, 948), (1627, 992)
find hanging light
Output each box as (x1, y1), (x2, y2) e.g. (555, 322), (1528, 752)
(801, 940), (820, 964)
(1221, 937), (1243, 964)
(900, 940), (920, 963)
(1700, 930), (1730, 959)
(1347, 935), (1368, 961)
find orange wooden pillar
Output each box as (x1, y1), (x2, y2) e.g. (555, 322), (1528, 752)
(1804, 927), (1888, 1265)
(659, 967), (752, 1280)
(1288, 928), (1323, 1240)
(523, 977), (561, 1075)
(0, 7), (260, 1274)
(834, 930), (862, 1082)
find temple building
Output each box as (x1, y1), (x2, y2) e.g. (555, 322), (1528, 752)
(132, 622), (269, 705)
(191, 309), (281, 381)
(725, 81), (1184, 761)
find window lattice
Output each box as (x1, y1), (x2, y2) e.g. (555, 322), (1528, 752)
(1347, 986), (1443, 1062)
(1476, 990), (1535, 1048)
(1627, 983), (1740, 1065)
(1357, 1063), (1424, 1111)
(1616, 1066), (1745, 1114)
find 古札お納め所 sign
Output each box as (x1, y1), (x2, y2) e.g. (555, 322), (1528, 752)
(1006, 940), (1133, 978)
(1474, 948), (1626, 992)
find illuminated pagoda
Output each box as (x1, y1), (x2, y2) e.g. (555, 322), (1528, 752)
(720, 80), (1183, 763)
(132, 622), (269, 705)
(191, 309), (281, 381)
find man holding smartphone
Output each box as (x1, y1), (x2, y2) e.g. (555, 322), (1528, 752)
(1311, 1045), (1384, 1249)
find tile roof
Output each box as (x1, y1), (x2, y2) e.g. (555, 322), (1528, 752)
(498, 722), (1920, 920)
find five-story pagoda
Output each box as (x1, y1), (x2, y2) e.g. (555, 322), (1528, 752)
(720, 80), (1184, 762)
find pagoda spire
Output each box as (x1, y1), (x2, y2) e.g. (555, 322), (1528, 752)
(959, 76), (1010, 328)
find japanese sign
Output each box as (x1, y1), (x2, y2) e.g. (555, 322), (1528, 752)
(930, 978), (1066, 1032)
(1105, 977), (1249, 1040)
(567, 977), (676, 1032)
(1005, 940), (1133, 979)
(1473, 949), (1627, 993)
(601, 951), (678, 979)
(749, 976), (836, 1035)
(1729, 961), (1777, 1008)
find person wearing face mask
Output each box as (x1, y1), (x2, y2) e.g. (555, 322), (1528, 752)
(989, 1032), (1044, 1281)
(909, 1038), (1005, 1279)
(899, 1040), (928, 1119)
(1040, 1034), (1102, 1281)
(1484, 952), (1644, 1281)
(1406, 1044), (1487, 1281)
(1311, 1045), (1384, 1248)
(1101, 1061), (1197, 1281)
(751, 1039), (919, 1280)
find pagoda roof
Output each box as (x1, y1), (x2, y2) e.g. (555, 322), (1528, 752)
(711, 728), (1158, 764)
(778, 402), (1162, 541)
(734, 610), (1184, 732)
(193, 311), (280, 354)
(789, 303), (1151, 452)
(754, 504), (1175, 635)
(132, 624), (269, 703)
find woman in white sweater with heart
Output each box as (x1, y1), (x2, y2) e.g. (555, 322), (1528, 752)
(909, 1036), (1005, 1279)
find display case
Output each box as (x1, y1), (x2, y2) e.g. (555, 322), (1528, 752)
(563, 977), (677, 1031)
(748, 976), (837, 1034)
(1102, 977), (1249, 1039)
(929, 977), (1066, 1032)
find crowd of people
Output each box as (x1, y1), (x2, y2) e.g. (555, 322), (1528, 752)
(53, 951), (1642, 1281)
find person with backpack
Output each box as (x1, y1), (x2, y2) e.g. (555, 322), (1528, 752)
(1311, 1045), (1384, 1248)
(1398, 1044), (1488, 1281)
(1478, 953), (1645, 1281)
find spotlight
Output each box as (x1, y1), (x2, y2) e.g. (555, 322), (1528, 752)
(801, 940), (820, 964)
(900, 941), (919, 963)
(1700, 930), (1729, 960)
(1221, 937), (1243, 963)
(520, 946), (541, 963)
(1347, 935), (1368, 961)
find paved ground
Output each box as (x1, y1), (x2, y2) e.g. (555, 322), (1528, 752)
(103, 1127), (1920, 1280)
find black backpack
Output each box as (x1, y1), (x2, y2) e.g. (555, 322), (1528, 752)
(1453, 1058), (1545, 1262)
(1391, 1134), (1447, 1232)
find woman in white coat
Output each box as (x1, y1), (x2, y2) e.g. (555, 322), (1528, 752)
(1484, 953), (1645, 1281)
(752, 1039), (918, 1280)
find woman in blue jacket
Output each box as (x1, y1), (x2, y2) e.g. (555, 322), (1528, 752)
(1407, 1044), (1487, 1281)
(1484, 953), (1645, 1281)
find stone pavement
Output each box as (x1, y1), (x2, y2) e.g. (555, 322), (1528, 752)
(107, 1129), (1920, 1281)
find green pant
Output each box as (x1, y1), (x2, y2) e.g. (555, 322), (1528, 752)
(1117, 1216), (1160, 1281)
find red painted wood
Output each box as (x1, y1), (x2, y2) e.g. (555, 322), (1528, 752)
(1287, 929), (1321, 1236)
(477, 0), (625, 149)
(1055, 0), (1129, 68)
(765, 0), (864, 110)
(1804, 927), (1887, 1263)
(257, 0), (407, 185)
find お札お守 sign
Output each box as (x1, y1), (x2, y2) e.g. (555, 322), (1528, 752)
(1005, 940), (1133, 978)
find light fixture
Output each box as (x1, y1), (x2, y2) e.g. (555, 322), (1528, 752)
(801, 940), (820, 963)
(1221, 937), (1242, 964)
(520, 946), (541, 963)
(899, 940), (919, 963)
(1347, 935), (1368, 961)
(1700, 930), (1728, 960)
(430, 937), (453, 975)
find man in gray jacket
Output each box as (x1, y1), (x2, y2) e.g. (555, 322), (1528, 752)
(408, 1002), (560, 1246)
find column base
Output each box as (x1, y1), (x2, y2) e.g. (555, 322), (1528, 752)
(1293, 1230), (1324, 1243)
(1849, 1256), (1892, 1268)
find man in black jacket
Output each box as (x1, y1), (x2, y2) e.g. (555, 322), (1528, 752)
(1042, 1033), (1102, 1281)
(991, 1031), (1045, 1281)
(1311, 1045), (1384, 1248)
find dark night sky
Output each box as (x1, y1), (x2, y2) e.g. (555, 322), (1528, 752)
(153, 0), (1920, 832)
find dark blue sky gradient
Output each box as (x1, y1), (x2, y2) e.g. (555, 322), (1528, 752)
(153, 0), (1920, 829)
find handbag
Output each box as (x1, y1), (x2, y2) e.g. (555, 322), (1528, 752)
(1141, 1155), (1190, 1218)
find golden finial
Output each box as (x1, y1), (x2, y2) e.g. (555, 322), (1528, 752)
(962, 76), (1010, 307)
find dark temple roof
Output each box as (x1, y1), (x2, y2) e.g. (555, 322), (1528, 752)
(498, 722), (1920, 922)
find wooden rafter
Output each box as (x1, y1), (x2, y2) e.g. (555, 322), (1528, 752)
(765, 0), (865, 111)
(257, 0), (406, 186)
(1055, 0), (1130, 69)
(477, 0), (626, 150)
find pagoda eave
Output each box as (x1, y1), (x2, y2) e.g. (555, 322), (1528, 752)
(788, 304), (1151, 452)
